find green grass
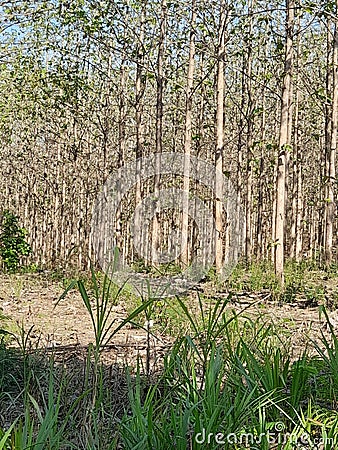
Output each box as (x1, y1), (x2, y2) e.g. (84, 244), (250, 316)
(1, 264), (338, 448)
(119, 302), (338, 449)
(227, 258), (338, 305)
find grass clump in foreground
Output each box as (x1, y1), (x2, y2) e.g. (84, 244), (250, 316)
(0, 269), (338, 448)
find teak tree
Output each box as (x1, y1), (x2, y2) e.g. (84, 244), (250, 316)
(274, 0), (295, 284)
(181, 0), (196, 267)
(215, 1), (227, 274)
(325, 0), (338, 265)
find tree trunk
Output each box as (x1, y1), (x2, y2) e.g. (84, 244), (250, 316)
(135, 5), (146, 264)
(152, 0), (166, 266)
(325, 2), (338, 265)
(181, 0), (196, 267)
(275, 0), (294, 284)
(215, 1), (227, 274)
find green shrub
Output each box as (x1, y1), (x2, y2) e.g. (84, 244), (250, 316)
(0, 210), (32, 273)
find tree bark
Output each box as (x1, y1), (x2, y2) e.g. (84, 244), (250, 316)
(181, 0), (196, 267)
(152, 0), (166, 266)
(325, 1), (338, 265)
(275, 0), (294, 284)
(215, 1), (227, 274)
(135, 5), (146, 263)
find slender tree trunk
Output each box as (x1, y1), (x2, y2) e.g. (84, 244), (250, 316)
(115, 64), (127, 263)
(256, 86), (266, 260)
(181, 0), (196, 267)
(325, 2), (338, 265)
(291, 84), (304, 261)
(135, 6), (146, 263)
(291, 12), (302, 261)
(245, 1), (254, 262)
(215, 1), (226, 273)
(275, 0), (294, 284)
(152, 0), (166, 265)
(323, 21), (333, 259)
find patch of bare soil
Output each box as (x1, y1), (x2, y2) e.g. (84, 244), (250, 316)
(0, 274), (170, 370)
(0, 274), (337, 365)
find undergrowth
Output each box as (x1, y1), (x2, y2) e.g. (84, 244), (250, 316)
(0, 265), (338, 448)
(227, 258), (338, 306)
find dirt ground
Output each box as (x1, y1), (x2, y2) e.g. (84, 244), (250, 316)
(0, 273), (172, 369)
(0, 273), (337, 367)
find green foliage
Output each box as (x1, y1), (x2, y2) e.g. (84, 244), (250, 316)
(3, 268), (338, 448)
(0, 340), (24, 396)
(132, 258), (152, 274)
(0, 421), (16, 450)
(58, 265), (154, 359)
(0, 210), (31, 273)
(227, 259), (338, 305)
(119, 299), (338, 449)
(132, 258), (182, 277)
(227, 260), (280, 297)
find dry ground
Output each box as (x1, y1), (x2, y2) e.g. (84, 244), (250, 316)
(0, 273), (337, 366)
(0, 273), (171, 369)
